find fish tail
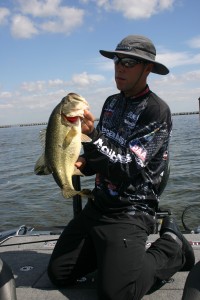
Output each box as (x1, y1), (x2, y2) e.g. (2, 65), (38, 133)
(62, 188), (93, 199)
(79, 189), (93, 198)
(62, 189), (79, 199)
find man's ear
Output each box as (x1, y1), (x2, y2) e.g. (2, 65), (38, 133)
(145, 63), (154, 73)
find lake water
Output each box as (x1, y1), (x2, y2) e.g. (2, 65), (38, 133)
(0, 114), (200, 232)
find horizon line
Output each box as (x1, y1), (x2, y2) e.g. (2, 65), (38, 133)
(0, 111), (199, 128)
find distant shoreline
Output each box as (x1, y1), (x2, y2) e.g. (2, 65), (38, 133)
(0, 111), (199, 128)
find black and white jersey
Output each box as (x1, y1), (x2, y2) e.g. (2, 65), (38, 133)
(83, 86), (172, 215)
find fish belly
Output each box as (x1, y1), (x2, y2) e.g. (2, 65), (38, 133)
(63, 127), (81, 193)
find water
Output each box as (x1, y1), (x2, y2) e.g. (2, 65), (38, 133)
(0, 115), (200, 232)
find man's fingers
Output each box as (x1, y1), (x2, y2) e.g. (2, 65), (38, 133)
(84, 110), (95, 122)
(82, 110), (95, 134)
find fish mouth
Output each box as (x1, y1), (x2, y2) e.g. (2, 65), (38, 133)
(61, 113), (79, 123)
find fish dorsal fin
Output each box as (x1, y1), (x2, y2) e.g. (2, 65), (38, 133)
(39, 128), (47, 149)
(81, 133), (92, 143)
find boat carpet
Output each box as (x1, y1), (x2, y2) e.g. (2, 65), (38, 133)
(0, 234), (199, 300)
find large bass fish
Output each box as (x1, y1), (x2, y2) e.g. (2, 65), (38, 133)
(34, 93), (91, 199)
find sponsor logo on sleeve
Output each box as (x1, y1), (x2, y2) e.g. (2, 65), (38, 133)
(130, 144), (147, 162)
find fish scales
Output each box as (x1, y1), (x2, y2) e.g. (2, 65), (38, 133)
(45, 102), (73, 190)
(34, 93), (92, 199)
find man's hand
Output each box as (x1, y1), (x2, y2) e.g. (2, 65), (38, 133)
(75, 156), (86, 172)
(81, 110), (95, 135)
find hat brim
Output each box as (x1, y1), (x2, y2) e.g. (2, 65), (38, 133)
(99, 50), (169, 75)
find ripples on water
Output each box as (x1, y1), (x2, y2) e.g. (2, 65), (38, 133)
(0, 114), (199, 231)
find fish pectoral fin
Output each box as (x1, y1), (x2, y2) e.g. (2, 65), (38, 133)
(73, 167), (84, 176)
(62, 129), (76, 148)
(34, 154), (51, 175)
(81, 133), (92, 143)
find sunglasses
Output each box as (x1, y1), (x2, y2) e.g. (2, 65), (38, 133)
(113, 55), (143, 68)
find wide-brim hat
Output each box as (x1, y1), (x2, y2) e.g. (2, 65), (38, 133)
(99, 35), (169, 75)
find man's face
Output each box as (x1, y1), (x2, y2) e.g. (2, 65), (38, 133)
(114, 55), (151, 96)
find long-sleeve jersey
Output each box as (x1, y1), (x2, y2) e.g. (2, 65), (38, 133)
(83, 86), (172, 215)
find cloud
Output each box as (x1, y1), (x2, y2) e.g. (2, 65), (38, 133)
(0, 65), (199, 125)
(48, 79), (65, 87)
(11, 15), (38, 38)
(151, 70), (200, 87)
(19, 72), (105, 92)
(0, 72), (105, 111)
(0, 91), (14, 110)
(182, 70), (200, 81)
(71, 72), (105, 87)
(0, 7), (10, 25)
(2, 0), (176, 39)
(94, 0), (175, 19)
(39, 7), (84, 34)
(20, 81), (46, 92)
(187, 36), (200, 49)
(17, 0), (62, 17)
(0, 45), (199, 124)
(0, 91), (12, 99)
(98, 58), (114, 71)
(9, 0), (85, 38)
(149, 71), (200, 113)
(0, 103), (13, 109)
(157, 50), (200, 69)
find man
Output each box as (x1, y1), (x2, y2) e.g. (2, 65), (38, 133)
(48, 35), (195, 300)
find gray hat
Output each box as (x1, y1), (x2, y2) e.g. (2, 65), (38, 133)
(99, 35), (169, 75)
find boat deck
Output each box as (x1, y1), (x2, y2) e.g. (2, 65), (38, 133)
(0, 231), (200, 300)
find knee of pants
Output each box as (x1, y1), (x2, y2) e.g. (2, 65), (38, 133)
(47, 259), (76, 287)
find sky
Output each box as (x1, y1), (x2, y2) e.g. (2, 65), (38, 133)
(0, 0), (200, 126)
